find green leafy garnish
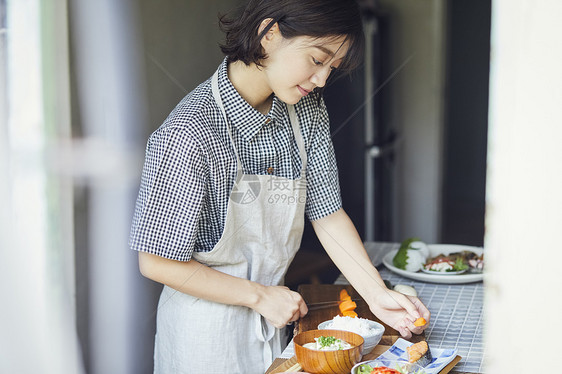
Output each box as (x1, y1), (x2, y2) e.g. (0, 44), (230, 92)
(452, 257), (469, 272)
(393, 237), (421, 269)
(357, 364), (373, 374)
(318, 336), (336, 348)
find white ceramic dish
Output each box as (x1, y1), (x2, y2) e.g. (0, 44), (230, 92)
(352, 338), (458, 374)
(382, 244), (484, 284)
(318, 318), (384, 355)
(352, 359), (425, 374)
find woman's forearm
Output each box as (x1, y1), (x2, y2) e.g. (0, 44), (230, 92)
(138, 251), (307, 327)
(138, 251), (261, 308)
(311, 208), (387, 304)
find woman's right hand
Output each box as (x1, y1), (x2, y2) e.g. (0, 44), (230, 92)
(251, 285), (308, 328)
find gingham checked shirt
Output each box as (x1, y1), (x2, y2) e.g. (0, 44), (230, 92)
(129, 58), (342, 261)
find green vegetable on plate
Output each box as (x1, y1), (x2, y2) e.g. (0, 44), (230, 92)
(453, 257), (468, 272)
(393, 237), (425, 272)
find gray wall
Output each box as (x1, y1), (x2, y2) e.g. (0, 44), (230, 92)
(138, 0), (245, 137)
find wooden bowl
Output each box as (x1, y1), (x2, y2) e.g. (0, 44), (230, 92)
(294, 329), (364, 374)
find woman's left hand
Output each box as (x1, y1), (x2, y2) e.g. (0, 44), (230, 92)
(368, 288), (430, 339)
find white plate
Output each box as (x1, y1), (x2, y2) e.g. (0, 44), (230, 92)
(382, 244), (484, 284)
(420, 268), (467, 275)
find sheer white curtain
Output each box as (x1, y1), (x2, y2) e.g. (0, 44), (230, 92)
(1, 0), (151, 372)
(0, 0), (83, 372)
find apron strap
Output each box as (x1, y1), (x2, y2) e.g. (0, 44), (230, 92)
(254, 313), (277, 372)
(209, 66), (305, 372)
(211, 70), (244, 176)
(287, 104), (308, 177)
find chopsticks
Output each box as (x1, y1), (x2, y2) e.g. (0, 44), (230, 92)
(306, 301), (339, 311)
(306, 298), (361, 311)
(282, 362), (302, 372)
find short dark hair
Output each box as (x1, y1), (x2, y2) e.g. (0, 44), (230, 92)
(219, 0), (364, 73)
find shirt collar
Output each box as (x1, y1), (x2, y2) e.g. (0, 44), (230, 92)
(217, 58), (287, 141)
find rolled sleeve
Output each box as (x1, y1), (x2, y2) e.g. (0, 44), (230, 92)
(129, 126), (207, 261)
(304, 100), (342, 221)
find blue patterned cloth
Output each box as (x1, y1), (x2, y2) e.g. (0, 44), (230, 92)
(374, 338), (458, 374)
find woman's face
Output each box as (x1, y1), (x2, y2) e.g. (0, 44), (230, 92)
(260, 27), (350, 105)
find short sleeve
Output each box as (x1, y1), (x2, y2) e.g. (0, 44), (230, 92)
(129, 126), (207, 261)
(304, 100), (342, 221)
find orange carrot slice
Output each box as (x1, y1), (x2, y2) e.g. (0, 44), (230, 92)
(339, 299), (357, 313)
(414, 317), (427, 326)
(339, 288), (358, 317)
(342, 310), (358, 318)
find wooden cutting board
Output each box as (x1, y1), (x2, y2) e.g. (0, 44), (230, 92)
(295, 284), (424, 345)
(266, 284), (463, 374)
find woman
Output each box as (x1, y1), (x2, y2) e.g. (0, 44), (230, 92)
(129, 0), (430, 373)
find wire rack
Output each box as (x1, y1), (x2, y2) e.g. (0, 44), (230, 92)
(339, 242), (485, 372)
(376, 269), (485, 373)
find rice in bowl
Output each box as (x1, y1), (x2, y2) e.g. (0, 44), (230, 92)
(318, 316), (385, 355)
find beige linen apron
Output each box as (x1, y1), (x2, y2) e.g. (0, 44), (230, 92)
(153, 70), (307, 374)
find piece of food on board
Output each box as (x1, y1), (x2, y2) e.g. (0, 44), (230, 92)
(406, 340), (433, 367)
(339, 288), (358, 317)
(339, 299), (357, 314)
(414, 317), (427, 327)
(342, 310), (358, 318)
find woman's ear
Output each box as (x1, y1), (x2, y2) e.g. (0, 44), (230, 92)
(258, 18), (280, 50)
